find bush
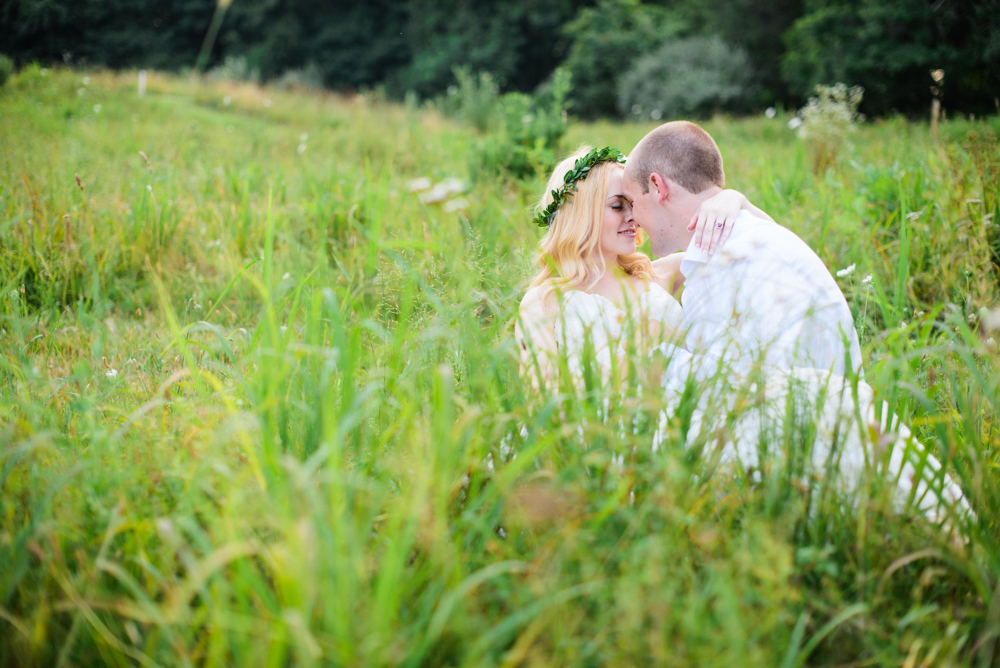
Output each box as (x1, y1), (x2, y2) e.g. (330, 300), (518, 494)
(446, 66), (501, 134)
(795, 83), (864, 172)
(561, 0), (681, 119)
(474, 68), (572, 181)
(0, 54), (13, 88)
(207, 56), (260, 84)
(274, 62), (324, 90)
(617, 35), (752, 121)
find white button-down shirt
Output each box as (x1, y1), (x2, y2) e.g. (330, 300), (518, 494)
(659, 211), (863, 387)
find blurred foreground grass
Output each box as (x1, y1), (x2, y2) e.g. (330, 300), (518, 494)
(2, 67), (1000, 667)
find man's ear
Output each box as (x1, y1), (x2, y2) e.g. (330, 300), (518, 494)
(649, 173), (670, 206)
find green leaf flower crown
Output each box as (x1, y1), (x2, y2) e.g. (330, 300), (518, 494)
(532, 146), (627, 228)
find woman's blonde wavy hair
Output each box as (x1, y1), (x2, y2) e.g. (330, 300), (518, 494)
(530, 146), (655, 299)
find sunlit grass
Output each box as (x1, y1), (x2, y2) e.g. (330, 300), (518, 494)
(2, 66), (1000, 666)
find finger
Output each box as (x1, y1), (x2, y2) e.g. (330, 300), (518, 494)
(705, 218), (720, 253)
(709, 213), (729, 252)
(704, 214), (722, 252)
(719, 214), (735, 247)
(692, 212), (707, 247)
(714, 214), (732, 252)
(714, 213), (735, 251)
(688, 209), (705, 248)
(687, 212), (698, 232)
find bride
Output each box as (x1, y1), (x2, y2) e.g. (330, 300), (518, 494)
(515, 145), (969, 525)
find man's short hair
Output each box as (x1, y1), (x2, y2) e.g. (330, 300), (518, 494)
(626, 121), (725, 194)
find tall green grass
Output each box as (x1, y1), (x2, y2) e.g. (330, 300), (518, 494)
(2, 67), (1000, 666)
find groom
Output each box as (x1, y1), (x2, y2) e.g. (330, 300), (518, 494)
(622, 121), (862, 383)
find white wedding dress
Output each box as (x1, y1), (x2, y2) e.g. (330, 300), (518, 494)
(550, 284), (970, 524)
(554, 282), (684, 381)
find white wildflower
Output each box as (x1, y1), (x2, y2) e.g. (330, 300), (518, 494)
(156, 518), (174, 538)
(406, 177), (432, 192)
(263, 98), (273, 108)
(297, 143), (307, 155)
(862, 274), (873, 285)
(765, 107), (776, 118)
(795, 83), (864, 143)
(299, 133), (308, 142)
(282, 272), (291, 280)
(444, 198), (469, 213)
(82, 76), (91, 85)
(650, 109), (662, 120)
(836, 263), (856, 278)
(419, 178), (465, 204)
(93, 104), (102, 114)
(787, 117), (803, 130)
(106, 368), (118, 378)
(223, 95), (232, 106)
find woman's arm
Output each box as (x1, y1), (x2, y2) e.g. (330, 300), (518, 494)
(650, 252), (686, 298)
(688, 189), (776, 253)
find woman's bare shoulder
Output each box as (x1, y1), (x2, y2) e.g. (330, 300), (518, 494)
(519, 286), (556, 318)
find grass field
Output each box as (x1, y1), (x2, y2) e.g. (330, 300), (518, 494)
(2, 66), (1000, 667)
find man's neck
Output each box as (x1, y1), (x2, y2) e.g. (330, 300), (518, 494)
(670, 185), (724, 252)
(678, 185), (724, 223)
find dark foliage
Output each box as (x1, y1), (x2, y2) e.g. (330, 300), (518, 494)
(0, 0), (590, 95)
(0, 0), (216, 69)
(1, 0), (997, 116)
(782, 0), (1000, 116)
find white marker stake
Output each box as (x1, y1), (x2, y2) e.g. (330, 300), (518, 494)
(138, 70), (147, 98)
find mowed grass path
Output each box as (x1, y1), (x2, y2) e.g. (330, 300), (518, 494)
(2, 67), (1000, 666)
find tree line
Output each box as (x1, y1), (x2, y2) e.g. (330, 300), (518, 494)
(1, 0), (997, 117)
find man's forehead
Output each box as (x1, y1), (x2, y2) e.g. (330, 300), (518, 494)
(622, 178), (641, 193)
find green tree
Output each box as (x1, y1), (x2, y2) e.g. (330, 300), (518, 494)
(389, 0), (586, 97)
(782, 0), (1000, 115)
(561, 0), (684, 118)
(0, 0), (215, 69)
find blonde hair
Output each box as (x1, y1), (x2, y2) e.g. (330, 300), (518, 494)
(530, 146), (655, 299)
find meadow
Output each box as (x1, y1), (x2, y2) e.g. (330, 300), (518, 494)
(2, 66), (1000, 667)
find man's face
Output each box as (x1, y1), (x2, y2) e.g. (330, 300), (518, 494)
(622, 173), (681, 257)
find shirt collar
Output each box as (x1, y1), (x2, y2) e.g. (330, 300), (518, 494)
(679, 236), (711, 278)
(678, 210), (762, 278)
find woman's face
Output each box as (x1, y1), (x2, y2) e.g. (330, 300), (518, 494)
(600, 167), (637, 259)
